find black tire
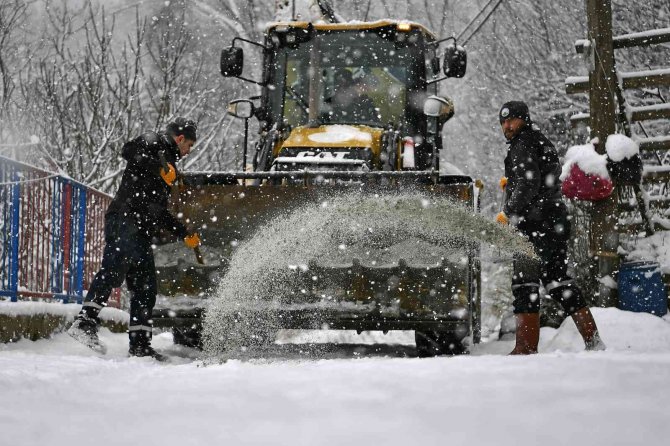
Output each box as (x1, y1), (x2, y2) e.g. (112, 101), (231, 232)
(415, 330), (467, 357)
(172, 324), (203, 349)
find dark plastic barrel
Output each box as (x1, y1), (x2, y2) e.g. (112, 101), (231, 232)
(618, 261), (667, 316)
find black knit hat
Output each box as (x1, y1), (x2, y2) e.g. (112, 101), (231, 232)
(499, 101), (531, 124)
(167, 117), (197, 141)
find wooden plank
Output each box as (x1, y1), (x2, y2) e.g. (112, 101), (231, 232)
(569, 113), (590, 126)
(570, 104), (670, 127)
(618, 197), (670, 212)
(566, 70), (670, 94)
(575, 27), (670, 53)
(620, 221), (670, 233)
(639, 136), (670, 152)
(613, 27), (670, 49)
(631, 103), (670, 121)
(642, 169), (670, 184)
(565, 76), (589, 94)
(622, 69), (670, 89)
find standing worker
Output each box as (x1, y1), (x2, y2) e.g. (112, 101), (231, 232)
(68, 118), (201, 360)
(496, 101), (606, 355)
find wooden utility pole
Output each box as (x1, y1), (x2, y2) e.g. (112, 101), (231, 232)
(586, 0), (619, 307)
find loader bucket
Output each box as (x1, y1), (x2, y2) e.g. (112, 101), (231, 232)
(156, 170), (473, 292)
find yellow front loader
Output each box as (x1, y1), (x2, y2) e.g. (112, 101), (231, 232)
(153, 20), (480, 357)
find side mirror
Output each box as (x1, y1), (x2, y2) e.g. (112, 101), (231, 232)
(227, 99), (255, 119)
(443, 44), (466, 78)
(220, 47), (244, 77)
(423, 95), (454, 120)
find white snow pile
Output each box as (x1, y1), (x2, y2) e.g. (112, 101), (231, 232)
(0, 301), (128, 325)
(546, 307), (670, 353)
(560, 141), (610, 180)
(202, 190), (535, 359)
(606, 133), (639, 162)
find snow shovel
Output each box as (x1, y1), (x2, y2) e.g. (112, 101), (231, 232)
(158, 152), (204, 265)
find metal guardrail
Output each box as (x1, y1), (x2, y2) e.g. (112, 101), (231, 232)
(0, 155), (118, 306)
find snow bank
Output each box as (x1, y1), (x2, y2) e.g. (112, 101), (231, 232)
(560, 142), (610, 180)
(545, 307), (670, 353)
(0, 301), (129, 325)
(2, 308), (670, 446)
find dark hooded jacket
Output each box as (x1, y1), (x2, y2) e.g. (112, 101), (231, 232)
(106, 131), (188, 240)
(503, 124), (564, 222)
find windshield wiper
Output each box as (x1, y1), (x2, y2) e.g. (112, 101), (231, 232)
(286, 84), (309, 114)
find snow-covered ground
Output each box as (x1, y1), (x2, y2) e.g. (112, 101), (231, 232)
(2, 307), (670, 446)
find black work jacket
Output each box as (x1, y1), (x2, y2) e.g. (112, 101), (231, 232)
(106, 131), (188, 240)
(503, 125), (563, 222)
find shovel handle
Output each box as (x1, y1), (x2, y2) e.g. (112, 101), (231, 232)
(158, 152), (205, 265)
(193, 246), (205, 265)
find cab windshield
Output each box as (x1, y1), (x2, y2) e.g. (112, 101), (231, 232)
(270, 29), (425, 130)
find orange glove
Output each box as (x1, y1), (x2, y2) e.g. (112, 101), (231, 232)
(160, 163), (177, 186)
(495, 212), (509, 225)
(184, 233), (201, 249)
(499, 176), (508, 190)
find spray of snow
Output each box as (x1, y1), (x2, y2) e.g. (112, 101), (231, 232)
(202, 189), (534, 361)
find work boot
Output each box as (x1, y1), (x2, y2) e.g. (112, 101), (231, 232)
(129, 343), (168, 362)
(571, 307), (607, 351)
(509, 312), (540, 355)
(67, 315), (107, 354)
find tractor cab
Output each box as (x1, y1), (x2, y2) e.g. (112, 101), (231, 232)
(222, 21), (466, 173)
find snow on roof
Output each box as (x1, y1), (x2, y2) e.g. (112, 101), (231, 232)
(560, 142), (610, 180)
(606, 134), (639, 162)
